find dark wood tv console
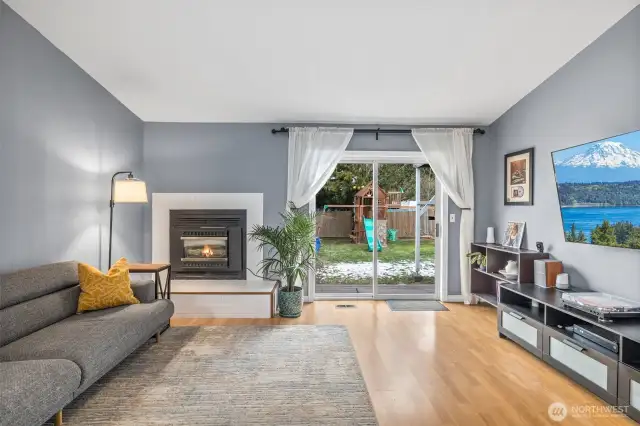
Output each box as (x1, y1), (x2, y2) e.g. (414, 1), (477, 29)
(470, 242), (640, 422)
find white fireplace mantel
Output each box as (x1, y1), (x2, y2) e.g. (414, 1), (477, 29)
(151, 193), (263, 273)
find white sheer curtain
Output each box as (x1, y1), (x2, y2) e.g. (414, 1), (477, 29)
(412, 128), (475, 303)
(287, 127), (354, 208)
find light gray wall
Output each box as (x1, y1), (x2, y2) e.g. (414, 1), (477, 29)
(142, 123), (288, 262)
(0, 4), (144, 272)
(143, 123), (490, 295)
(473, 128), (497, 242)
(485, 6), (640, 299)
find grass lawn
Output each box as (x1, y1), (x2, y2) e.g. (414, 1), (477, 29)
(318, 238), (435, 263)
(316, 238), (436, 285)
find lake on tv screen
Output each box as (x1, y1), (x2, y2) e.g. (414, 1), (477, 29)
(560, 206), (640, 241)
(553, 129), (640, 248)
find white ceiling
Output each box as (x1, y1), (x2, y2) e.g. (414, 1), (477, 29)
(6, 0), (640, 124)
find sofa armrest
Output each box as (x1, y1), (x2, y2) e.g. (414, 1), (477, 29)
(131, 280), (156, 303)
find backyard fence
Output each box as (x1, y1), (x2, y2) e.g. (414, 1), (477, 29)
(387, 210), (434, 238)
(317, 209), (435, 239)
(316, 211), (352, 237)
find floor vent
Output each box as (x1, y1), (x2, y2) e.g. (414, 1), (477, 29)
(335, 304), (357, 309)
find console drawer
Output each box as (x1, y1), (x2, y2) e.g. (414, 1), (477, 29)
(543, 325), (617, 405)
(618, 363), (640, 422)
(498, 305), (543, 358)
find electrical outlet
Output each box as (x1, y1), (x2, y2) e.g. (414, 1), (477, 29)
(449, 214), (456, 223)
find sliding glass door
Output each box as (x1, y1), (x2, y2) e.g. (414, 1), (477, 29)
(315, 163), (373, 297)
(374, 163), (437, 298)
(311, 152), (440, 300)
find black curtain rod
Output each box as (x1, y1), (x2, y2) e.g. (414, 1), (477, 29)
(271, 127), (485, 140)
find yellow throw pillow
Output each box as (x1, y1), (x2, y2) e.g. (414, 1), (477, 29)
(77, 258), (139, 313)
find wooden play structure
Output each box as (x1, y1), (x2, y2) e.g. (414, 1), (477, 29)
(320, 180), (436, 243)
(352, 183), (388, 244)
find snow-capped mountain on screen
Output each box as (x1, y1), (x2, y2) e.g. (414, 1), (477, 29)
(555, 141), (640, 168)
(554, 141), (640, 183)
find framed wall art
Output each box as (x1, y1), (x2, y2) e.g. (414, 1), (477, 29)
(504, 148), (534, 205)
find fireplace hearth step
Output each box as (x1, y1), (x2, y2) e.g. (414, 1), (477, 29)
(171, 279), (278, 318)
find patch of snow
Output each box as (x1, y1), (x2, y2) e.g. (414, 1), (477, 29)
(317, 260), (435, 279)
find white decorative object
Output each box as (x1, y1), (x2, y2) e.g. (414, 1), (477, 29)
(498, 270), (518, 280)
(412, 128), (474, 303)
(287, 127), (353, 207)
(486, 227), (495, 244)
(505, 260), (518, 275)
(556, 273), (570, 289)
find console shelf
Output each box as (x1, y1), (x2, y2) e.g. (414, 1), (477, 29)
(498, 282), (640, 422)
(471, 241), (640, 422)
(474, 292), (498, 308)
(470, 242), (547, 306)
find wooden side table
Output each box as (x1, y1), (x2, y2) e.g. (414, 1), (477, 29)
(128, 263), (172, 299)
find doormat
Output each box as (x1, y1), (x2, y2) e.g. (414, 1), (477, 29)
(386, 300), (449, 312)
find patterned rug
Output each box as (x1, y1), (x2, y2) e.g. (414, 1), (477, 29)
(52, 326), (377, 425)
(387, 300), (449, 311)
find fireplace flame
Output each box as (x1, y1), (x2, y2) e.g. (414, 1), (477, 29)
(202, 245), (214, 257)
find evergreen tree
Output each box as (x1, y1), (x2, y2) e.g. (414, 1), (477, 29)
(591, 220), (617, 246)
(614, 221), (634, 245)
(576, 230), (587, 243)
(626, 228), (640, 249)
(565, 223), (577, 242)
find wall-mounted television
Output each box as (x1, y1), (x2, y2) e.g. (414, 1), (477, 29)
(552, 130), (640, 249)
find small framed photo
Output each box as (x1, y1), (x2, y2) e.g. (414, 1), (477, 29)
(502, 221), (526, 249)
(504, 148), (534, 205)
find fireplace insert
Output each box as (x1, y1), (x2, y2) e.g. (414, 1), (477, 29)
(169, 209), (246, 280)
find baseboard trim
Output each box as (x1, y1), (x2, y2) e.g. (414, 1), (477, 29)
(443, 295), (465, 303)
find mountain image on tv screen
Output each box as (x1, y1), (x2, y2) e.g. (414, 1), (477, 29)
(552, 130), (640, 249)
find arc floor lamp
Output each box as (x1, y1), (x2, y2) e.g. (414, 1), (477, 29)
(109, 171), (148, 267)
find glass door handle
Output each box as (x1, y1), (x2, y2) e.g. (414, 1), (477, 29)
(435, 223), (440, 237)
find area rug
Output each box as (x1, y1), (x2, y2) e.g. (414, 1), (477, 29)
(51, 326), (377, 425)
(387, 300), (449, 311)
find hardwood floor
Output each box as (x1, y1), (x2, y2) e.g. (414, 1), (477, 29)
(171, 301), (635, 426)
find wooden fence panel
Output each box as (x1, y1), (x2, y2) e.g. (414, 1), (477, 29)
(387, 210), (435, 238)
(317, 209), (435, 238)
(317, 211), (352, 238)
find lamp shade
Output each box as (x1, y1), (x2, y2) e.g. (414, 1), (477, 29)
(113, 178), (148, 203)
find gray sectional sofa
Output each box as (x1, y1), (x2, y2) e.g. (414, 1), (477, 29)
(0, 261), (174, 426)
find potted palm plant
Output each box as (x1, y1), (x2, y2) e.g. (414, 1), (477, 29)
(248, 203), (316, 318)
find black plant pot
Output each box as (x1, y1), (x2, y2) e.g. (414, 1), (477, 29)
(278, 286), (303, 318)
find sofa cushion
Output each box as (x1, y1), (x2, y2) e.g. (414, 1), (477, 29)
(130, 279), (156, 304)
(0, 359), (81, 426)
(0, 300), (173, 387)
(0, 261), (78, 309)
(0, 286), (80, 347)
